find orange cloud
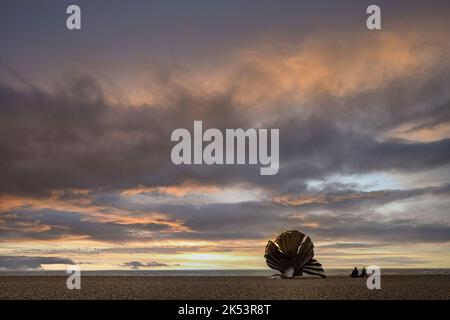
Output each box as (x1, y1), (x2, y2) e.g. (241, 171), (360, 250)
(385, 122), (450, 142)
(273, 191), (389, 206)
(231, 31), (443, 107)
(0, 191), (190, 234)
(87, 212), (190, 233)
(0, 189), (93, 212)
(120, 181), (221, 197)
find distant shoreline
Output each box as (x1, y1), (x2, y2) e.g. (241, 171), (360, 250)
(1, 275), (449, 300)
(1, 268), (450, 276)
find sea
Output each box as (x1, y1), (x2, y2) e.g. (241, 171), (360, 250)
(1, 269), (450, 276)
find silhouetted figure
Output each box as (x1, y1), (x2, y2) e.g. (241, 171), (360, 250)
(360, 267), (367, 278)
(351, 267), (359, 278)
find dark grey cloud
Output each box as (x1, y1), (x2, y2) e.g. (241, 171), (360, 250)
(120, 261), (170, 269)
(275, 183), (450, 211)
(278, 119), (450, 192)
(1, 182), (449, 246)
(0, 256), (75, 270)
(302, 218), (450, 244)
(1, 61), (450, 197)
(139, 191), (450, 244)
(1, 28), (450, 253)
(176, 213), (450, 244)
(317, 242), (384, 249)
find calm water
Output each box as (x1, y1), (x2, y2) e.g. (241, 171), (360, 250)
(1, 269), (450, 276)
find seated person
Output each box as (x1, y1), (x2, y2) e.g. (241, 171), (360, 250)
(350, 267), (359, 278)
(360, 267), (367, 277)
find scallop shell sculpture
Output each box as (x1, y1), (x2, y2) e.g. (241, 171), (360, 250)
(265, 230), (326, 278)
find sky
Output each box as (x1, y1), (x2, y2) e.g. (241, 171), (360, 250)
(0, 0), (450, 271)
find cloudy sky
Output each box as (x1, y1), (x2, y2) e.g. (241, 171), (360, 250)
(1, 0), (450, 271)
